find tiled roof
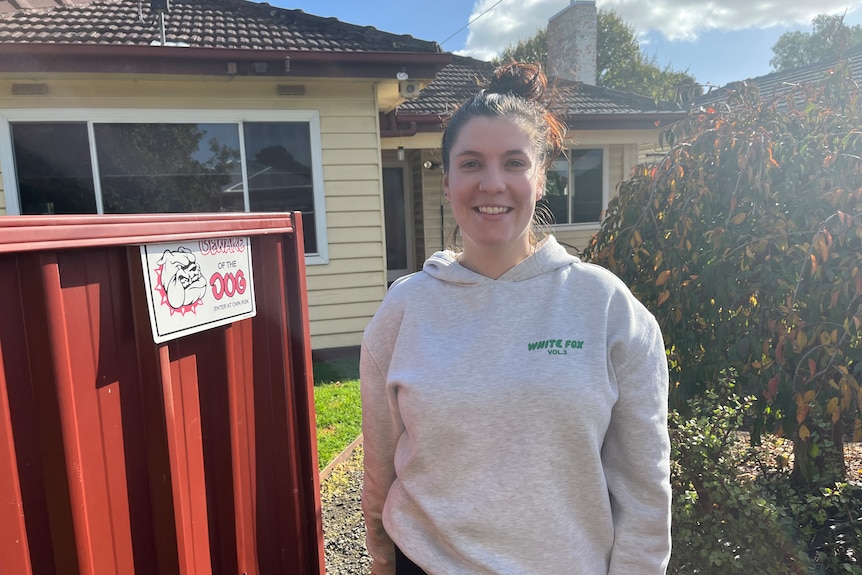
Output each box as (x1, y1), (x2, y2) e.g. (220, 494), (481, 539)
(698, 42), (862, 106)
(397, 56), (495, 116)
(398, 56), (684, 119)
(555, 82), (682, 116)
(0, 0), (442, 53)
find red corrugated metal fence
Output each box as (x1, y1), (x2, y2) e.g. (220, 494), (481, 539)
(0, 213), (325, 575)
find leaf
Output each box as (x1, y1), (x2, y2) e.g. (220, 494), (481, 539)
(657, 290), (671, 306)
(765, 374), (779, 402)
(731, 212), (747, 225)
(654, 250), (664, 270)
(656, 269), (672, 286)
(808, 442), (820, 458)
(840, 383), (853, 413)
(797, 400), (810, 424)
(816, 236), (829, 262)
(799, 425), (811, 441)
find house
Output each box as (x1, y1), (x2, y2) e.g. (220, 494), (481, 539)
(0, 0), (450, 354)
(378, 0), (687, 274)
(0, 0), (685, 355)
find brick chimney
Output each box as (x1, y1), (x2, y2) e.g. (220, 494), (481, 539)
(546, 0), (597, 85)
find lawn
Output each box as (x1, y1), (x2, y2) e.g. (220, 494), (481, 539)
(313, 358), (362, 470)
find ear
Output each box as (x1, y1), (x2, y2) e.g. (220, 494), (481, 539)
(535, 175), (545, 201)
(443, 173), (450, 201)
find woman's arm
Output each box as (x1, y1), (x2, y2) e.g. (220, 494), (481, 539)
(603, 317), (672, 574)
(360, 343), (399, 575)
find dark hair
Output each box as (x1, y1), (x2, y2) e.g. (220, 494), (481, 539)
(441, 61), (565, 174)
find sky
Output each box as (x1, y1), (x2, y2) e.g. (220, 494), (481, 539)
(270, 0), (862, 88)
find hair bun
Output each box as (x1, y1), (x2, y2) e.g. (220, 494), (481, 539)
(486, 61), (547, 102)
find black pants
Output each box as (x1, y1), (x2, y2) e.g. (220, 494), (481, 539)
(395, 546), (428, 575)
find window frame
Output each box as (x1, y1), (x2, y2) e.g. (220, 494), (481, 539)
(547, 145), (610, 231)
(0, 108), (329, 265)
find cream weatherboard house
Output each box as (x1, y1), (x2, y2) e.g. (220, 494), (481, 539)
(0, 0), (450, 354)
(0, 0), (685, 355)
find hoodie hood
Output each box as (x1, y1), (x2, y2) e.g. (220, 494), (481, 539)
(422, 235), (580, 285)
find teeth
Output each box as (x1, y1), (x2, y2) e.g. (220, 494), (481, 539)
(477, 206), (509, 214)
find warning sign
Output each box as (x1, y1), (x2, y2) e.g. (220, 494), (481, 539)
(140, 237), (256, 343)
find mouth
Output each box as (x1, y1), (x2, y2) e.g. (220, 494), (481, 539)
(475, 206), (512, 215)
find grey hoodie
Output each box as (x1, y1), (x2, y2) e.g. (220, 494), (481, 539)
(361, 236), (671, 575)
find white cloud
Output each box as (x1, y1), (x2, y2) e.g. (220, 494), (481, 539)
(458, 0), (862, 59)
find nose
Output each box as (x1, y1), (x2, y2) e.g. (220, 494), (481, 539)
(478, 164), (506, 193)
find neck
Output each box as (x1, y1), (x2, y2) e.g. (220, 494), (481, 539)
(458, 239), (535, 279)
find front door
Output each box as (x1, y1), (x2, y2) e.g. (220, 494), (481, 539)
(382, 165), (414, 283)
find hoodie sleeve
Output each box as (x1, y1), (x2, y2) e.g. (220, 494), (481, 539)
(360, 337), (400, 575)
(603, 305), (672, 574)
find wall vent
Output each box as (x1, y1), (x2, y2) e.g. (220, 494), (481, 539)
(277, 84), (306, 96)
(12, 83), (49, 96)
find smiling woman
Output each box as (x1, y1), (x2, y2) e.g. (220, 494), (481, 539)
(360, 62), (672, 575)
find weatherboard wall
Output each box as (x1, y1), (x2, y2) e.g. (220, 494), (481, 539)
(0, 75), (388, 351)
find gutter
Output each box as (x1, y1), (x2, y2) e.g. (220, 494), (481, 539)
(0, 43), (452, 78)
(383, 110), (689, 136)
(379, 111), (446, 138)
(379, 110), (418, 138)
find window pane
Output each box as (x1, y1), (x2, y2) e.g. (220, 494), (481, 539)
(571, 149), (603, 223)
(542, 157), (570, 224)
(243, 122), (317, 253)
(95, 123), (244, 214)
(11, 122), (97, 214)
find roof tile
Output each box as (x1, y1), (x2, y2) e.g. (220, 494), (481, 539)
(399, 56), (683, 118)
(699, 42), (862, 106)
(0, 0), (442, 53)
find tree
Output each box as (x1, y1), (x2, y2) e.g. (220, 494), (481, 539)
(771, 13), (862, 71)
(583, 65), (862, 488)
(494, 9), (699, 103)
(494, 27), (546, 68)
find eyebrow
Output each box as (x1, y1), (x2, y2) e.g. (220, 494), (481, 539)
(454, 149), (531, 158)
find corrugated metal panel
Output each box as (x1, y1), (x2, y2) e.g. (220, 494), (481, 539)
(0, 213), (324, 575)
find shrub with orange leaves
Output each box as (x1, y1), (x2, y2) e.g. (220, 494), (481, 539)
(584, 63), (862, 487)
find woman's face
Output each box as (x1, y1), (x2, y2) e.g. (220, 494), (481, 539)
(444, 116), (544, 261)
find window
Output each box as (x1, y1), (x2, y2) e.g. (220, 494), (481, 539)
(2, 110), (327, 262)
(541, 148), (606, 226)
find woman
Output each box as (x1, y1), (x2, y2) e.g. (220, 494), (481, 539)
(361, 62), (671, 575)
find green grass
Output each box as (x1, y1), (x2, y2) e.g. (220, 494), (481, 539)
(313, 358), (362, 470)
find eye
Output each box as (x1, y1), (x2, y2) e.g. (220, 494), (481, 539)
(459, 159), (481, 169)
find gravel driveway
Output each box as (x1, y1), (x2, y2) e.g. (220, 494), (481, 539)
(321, 446), (371, 575)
